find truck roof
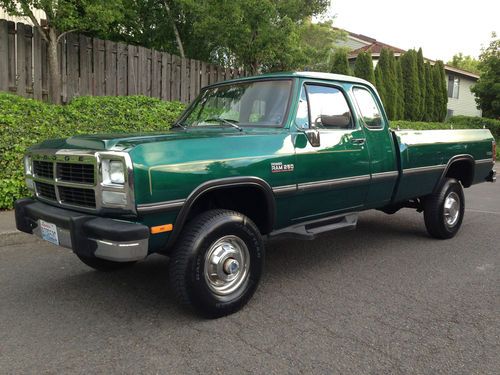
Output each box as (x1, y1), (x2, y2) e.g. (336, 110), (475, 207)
(208, 71), (376, 90)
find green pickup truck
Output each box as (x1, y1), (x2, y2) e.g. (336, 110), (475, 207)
(15, 72), (496, 317)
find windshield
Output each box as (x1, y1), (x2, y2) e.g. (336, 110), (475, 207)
(181, 80), (292, 128)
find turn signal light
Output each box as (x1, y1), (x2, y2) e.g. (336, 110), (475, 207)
(150, 224), (173, 234)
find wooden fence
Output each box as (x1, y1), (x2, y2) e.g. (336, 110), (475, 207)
(0, 19), (245, 103)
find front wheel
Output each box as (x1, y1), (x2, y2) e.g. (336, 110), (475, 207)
(423, 178), (465, 239)
(169, 209), (264, 318)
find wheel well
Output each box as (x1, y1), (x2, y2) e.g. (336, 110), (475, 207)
(186, 186), (273, 234)
(445, 159), (474, 187)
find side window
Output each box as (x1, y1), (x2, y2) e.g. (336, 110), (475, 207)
(306, 85), (353, 129)
(352, 87), (383, 128)
(295, 87), (309, 129)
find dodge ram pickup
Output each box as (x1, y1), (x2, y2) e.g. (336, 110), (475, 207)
(15, 72), (496, 317)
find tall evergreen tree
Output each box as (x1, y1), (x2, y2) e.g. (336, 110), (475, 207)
(354, 51), (375, 84)
(400, 50), (421, 120)
(432, 61), (448, 121)
(394, 58), (405, 119)
(424, 62), (435, 121)
(374, 66), (386, 112)
(417, 48), (427, 120)
(330, 49), (351, 75)
(374, 48), (397, 120)
(434, 60), (448, 121)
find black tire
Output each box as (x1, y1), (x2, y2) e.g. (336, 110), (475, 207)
(169, 209), (264, 318)
(423, 178), (465, 239)
(76, 255), (137, 272)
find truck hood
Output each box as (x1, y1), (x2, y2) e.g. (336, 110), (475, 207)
(30, 127), (275, 152)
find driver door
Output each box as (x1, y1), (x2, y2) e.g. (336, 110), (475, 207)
(290, 82), (370, 221)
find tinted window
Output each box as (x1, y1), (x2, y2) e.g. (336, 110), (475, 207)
(352, 87), (383, 128)
(298, 85), (353, 129)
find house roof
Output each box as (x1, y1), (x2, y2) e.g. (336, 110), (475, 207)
(338, 28), (480, 80)
(348, 42), (406, 57)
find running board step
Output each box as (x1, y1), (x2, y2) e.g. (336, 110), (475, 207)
(267, 213), (358, 241)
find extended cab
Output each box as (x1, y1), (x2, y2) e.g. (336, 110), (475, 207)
(15, 72), (496, 317)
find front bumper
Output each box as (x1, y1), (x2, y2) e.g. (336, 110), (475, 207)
(15, 198), (150, 262)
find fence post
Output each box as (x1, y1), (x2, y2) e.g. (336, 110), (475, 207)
(116, 42), (127, 96)
(160, 52), (171, 101)
(32, 26), (43, 100)
(66, 33), (79, 101)
(0, 20), (9, 92)
(127, 45), (137, 95)
(15, 23), (27, 97)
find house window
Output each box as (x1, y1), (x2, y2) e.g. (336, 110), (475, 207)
(448, 75), (460, 99)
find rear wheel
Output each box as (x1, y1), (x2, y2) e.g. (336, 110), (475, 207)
(169, 209), (264, 318)
(423, 178), (465, 239)
(76, 255), (136, 272)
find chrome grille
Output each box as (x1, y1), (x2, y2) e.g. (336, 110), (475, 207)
(59, 186), (96, 208)
(33, 160), (54, 179)
(57, 163), (95, 184)
(27, 151), (135, 214)
(35, 181), (57, 201)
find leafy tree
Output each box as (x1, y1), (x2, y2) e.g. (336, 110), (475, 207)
(400, 50), (421, 120)
(417, 48), (427, 120)
(354, 51), (375, 84)
(447, 53), (481, 74)
(424, 62), (435, 121)
(374, 48), (397, 120)
(194, 0), (331, 73)
(298, 20), (346, 72)
(471, 33), (500, 118)
(0, 0), (124, 103)
(432, 61), (448, 121)
(113, 0), (331, 73)
(394, 58), (405, 119)
(330, 48), (351, 75)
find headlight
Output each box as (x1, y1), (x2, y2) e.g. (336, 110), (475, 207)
(102, 160), (125, 185)
(24, 155), (32, 175)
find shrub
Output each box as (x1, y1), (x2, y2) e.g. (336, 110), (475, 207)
(448, 115), (500, 139)
(0, 93), (185, 209)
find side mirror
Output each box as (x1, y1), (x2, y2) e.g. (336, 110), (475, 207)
(304, 128), (320, 147)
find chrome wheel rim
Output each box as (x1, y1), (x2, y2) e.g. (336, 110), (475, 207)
(204, 235), (250, 296)
(444, 192), (460, 227)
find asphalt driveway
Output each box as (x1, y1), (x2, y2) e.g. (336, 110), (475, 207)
(0, 182), (498, 374)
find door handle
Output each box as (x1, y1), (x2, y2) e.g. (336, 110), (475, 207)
(351, 138), (366, 145)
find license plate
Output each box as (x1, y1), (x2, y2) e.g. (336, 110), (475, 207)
(40, 220), (59, 245)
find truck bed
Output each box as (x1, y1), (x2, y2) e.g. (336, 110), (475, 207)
(392, 129), (495, 202)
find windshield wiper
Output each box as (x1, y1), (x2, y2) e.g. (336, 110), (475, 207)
(172, 121), (187, 130)
(205, 117), (243, 131)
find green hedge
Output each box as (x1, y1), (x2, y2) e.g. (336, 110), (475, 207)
(0, 93), (185, 209)
(391, 116), (500, 138)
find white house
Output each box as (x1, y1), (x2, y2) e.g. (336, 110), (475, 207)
(0, 7), (45, 25)
(335, 29), (482, 117)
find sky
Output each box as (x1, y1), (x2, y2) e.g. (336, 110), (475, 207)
(325, 0), (499, 62)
